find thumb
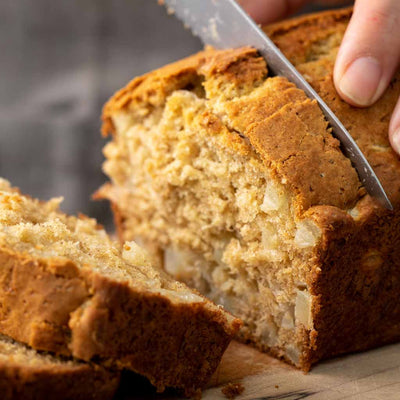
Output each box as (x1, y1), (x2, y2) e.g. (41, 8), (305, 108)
(334, 0), (400, 108)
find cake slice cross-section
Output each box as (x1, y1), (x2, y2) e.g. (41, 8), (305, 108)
(0, 178), (240, 395)
(0, 333), (120, 400)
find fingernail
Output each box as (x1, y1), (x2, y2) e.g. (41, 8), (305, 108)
(392, 128), (400, 155)
(339, 57), (382, 106)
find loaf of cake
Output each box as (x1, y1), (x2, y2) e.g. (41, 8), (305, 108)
(0, 178), (240, 394)
(97, 8), (400, 371)
(0, 333), (119, 400)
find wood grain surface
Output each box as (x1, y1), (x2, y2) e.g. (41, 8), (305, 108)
(203, 341), (400, 400)
(121, 340), (400, 400)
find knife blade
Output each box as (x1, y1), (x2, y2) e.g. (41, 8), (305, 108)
(162, 0), (393, 210)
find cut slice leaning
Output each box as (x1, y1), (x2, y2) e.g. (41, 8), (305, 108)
(0, 178), (240, 395)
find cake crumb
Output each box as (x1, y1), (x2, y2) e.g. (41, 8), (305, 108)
(221, 382), (245, 399)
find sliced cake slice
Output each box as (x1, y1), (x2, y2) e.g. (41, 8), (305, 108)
(0, 178), (240, 395)
(0, 333), (119, 400)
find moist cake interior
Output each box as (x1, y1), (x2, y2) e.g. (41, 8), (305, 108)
(99, 49), (354, 366)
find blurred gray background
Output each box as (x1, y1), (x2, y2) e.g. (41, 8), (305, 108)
(0, 0), (349, 227)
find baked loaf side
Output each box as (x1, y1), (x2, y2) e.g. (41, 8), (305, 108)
(264, 8), (400, 367)
(0, 178), (240, 394)
(0, 333), (119, 400)
(98, 8), (400, 370)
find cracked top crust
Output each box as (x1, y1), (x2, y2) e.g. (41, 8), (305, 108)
(265, 8), (400, 206)
(102, 36), (355, 216)
(102, 8), (400, 216)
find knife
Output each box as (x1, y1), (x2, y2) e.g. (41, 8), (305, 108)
(162, 0), (393, 210)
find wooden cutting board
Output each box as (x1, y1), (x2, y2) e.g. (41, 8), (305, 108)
(122, 340), (400, 400)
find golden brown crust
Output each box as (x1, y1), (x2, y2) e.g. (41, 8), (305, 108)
(264, 7), (400, 368)
(0, 248), (89, 355)
(101, 47), (216, 138)
(0, 334), (119, 400)
(265, 7), (400, 204)
(0, 240), (240, 394)
(265, 8), (353, 66)
(101, 47), (260, 136)
(302, 200), (400, 367)
(223, 88), (361, 212)
(102, 45), (361, 213)
(0, 359), (119, 400)
(69, 272), (241, 393)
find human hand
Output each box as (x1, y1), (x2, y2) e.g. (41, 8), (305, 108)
(240, 0), (400, 155)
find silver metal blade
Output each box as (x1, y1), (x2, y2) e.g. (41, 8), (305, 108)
(163, 0), (393, 210)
